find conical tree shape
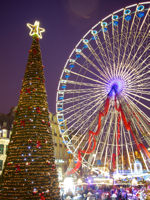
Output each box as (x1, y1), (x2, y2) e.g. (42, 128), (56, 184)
(0, 33), (60, 199)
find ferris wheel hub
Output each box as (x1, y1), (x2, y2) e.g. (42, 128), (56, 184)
(107, 78), (125, 97)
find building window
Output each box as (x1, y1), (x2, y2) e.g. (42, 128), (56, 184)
(6, 145), (8, 153)
(2, 129), (7, 138)
(0, 160), (3, 170)
(0, 144), (4, 154)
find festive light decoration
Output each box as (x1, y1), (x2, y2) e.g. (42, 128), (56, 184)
(27, 20), (45, 39)
(0, 22), (60, 199)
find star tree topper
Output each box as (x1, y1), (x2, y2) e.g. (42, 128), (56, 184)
(27, 21), (45, 39)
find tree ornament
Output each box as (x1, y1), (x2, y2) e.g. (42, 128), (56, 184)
(15, 165), (21, 172)
(25, 88), (31, 94)
(46, 160), (50, 165)
(39, 192), (45, 200)
(36, 106), (41, 114)
(33, 188), (38, 194)
(20, 120), (25, 127)
(26, 162), (30, 166)
(28, 139), (32, 143)
(27, 21), (45, 39)
(45, 139), (48, 144)
(36, 140), (41, 148)
(33, 48), (37, 55)
(42, 119), (45, 124)
(29, 118), (33, 122)
(8, 162), (13, 165)
(13, 121), (17, 125)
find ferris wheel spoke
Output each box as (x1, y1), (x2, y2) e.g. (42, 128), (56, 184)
(123, 8), (150, 73)
(124, 63), (150, 83)
(121, 8), (141, 71)
(130, 71), (150, 84)
(125, 96), (150, 122)
(80, 52), (110, 80)
(126, 100), (150, 136)
(61, 93), (106, 114)
(126, 88), (150, 96)
(59, 90), (105, 105)
(102, 28), (114, 76)
(99, 109), (114, 162)
(82, 43), (111, 80)
(120, 8), (144, 75)
(123, 127), (133, 173)
(123, 47), (150, 78)
(126, 92), (150, 109)
(128, 76), (150, 88)
(72, 100), (106, 153)
(91, 108), (113, 167)
(59, 87), (105, 94)
(68, 70), (106, 85)
(75, 61), (108, 83)
(126, 74), (150, 87)
(120, 120), (124, 171)
(112, 17), (120, 77)
(63, 96), (105, 136)
(65, 80), (103, 88)
(93, 33), (113, 77)
(103, 110), (115, 171)
(118, 12), (130, 75)
(125, 36), (149, 75)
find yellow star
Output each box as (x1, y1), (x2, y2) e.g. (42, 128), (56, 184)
(27, 21), (45, 39)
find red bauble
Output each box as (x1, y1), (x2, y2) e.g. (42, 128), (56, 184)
(46, 160), (50, 165)
(8, 162), (13, 165)
(20, 120), (25, 127)
(36, 140), (41, 148)
(16, 164), (21, 172)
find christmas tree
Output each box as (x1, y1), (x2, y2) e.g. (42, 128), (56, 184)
(0, 21), (60, 200)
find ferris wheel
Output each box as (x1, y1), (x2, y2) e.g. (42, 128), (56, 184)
(56, 2), (150, 175)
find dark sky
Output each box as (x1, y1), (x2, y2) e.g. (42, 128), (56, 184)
(0, 0), (145, 114)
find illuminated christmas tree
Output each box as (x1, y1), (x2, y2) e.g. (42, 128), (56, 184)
(0, 21), (60, 200)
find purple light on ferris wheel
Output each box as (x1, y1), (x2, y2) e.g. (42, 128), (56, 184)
(87, 177), (93, 184)
(107, 78), (125, 97)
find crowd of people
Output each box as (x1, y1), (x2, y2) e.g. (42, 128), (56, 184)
(61, 184), (149, 200)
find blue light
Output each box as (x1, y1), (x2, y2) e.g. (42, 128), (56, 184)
(58, 108), (63, 111)
(137, 12), (144, 18)
(107, 78), (125, 97)
(76, 54), (81, 58)
(103, 27), (107, 32)
(59, 97), (64, 100)
(125, 15), (131, 21)
(65, 74), (70, 79)
(69, 64), (75, 69)
(61, 85), (66, 89)
(113, 21), (118, 26)
(83, 44), (88, 49)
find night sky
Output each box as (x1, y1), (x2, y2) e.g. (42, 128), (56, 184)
(0, 0), (146, 114)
